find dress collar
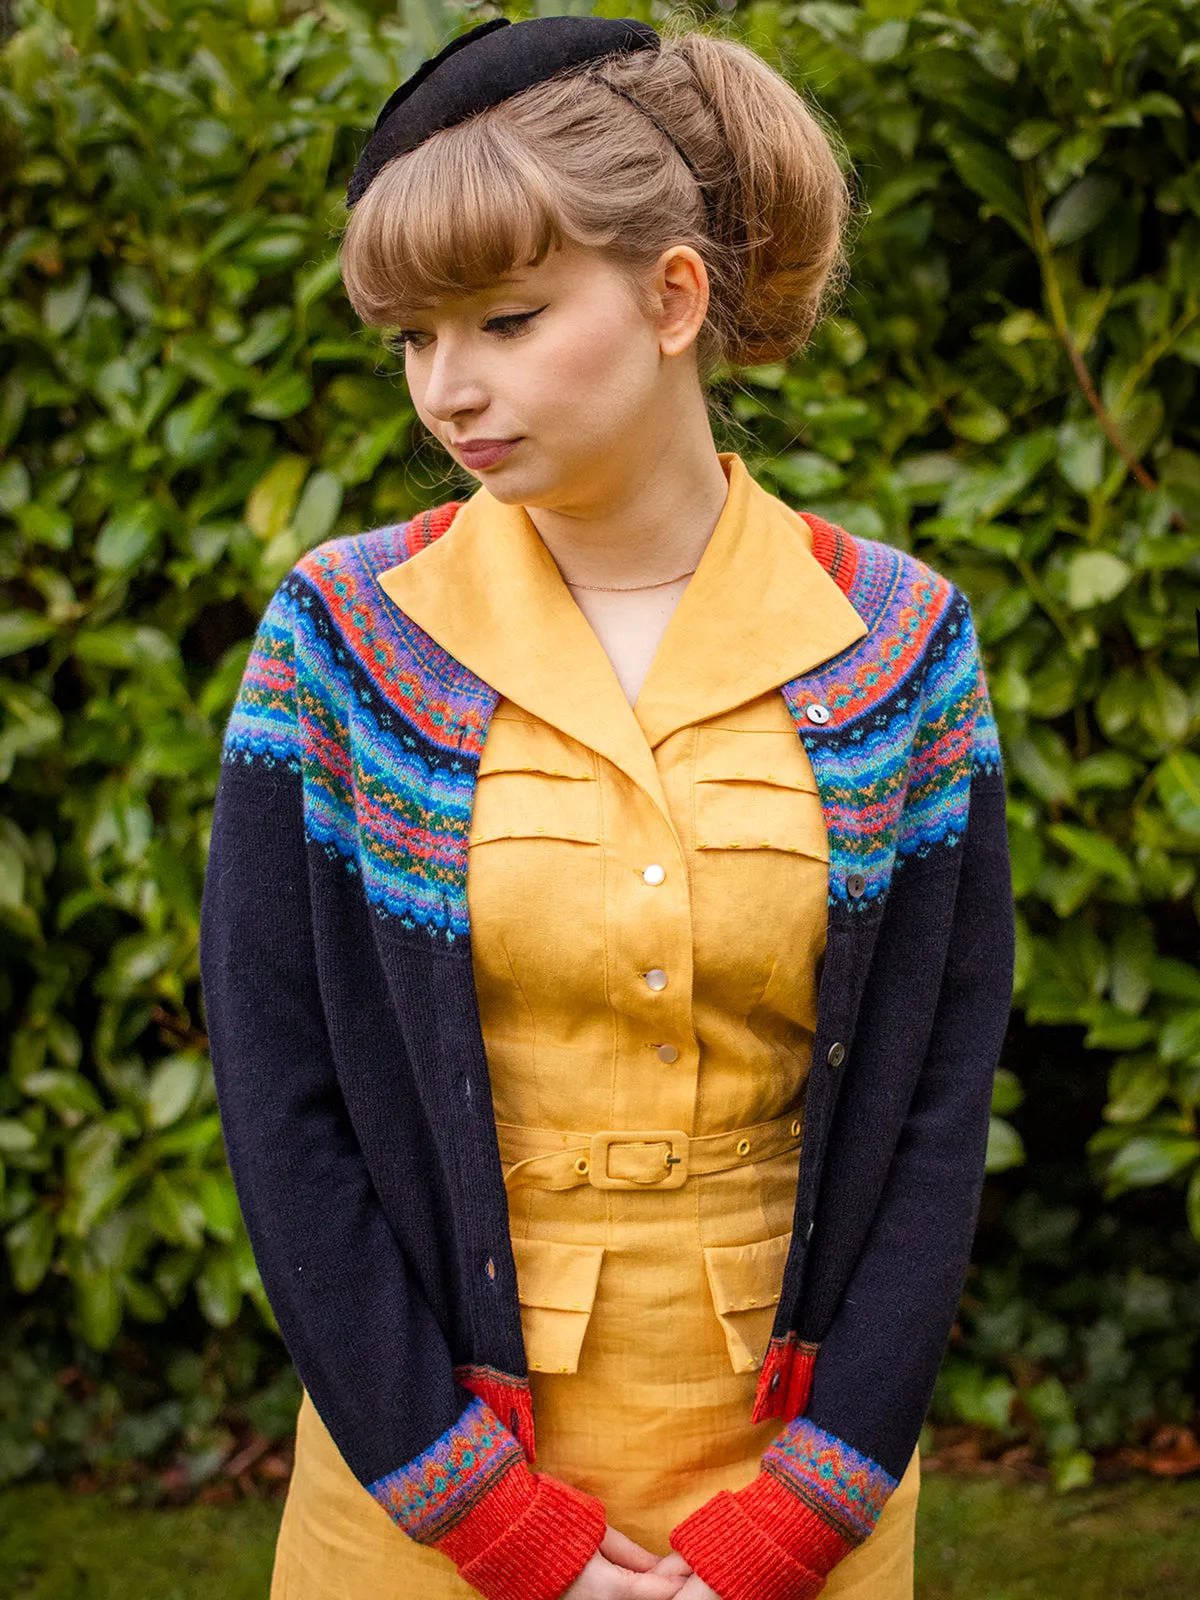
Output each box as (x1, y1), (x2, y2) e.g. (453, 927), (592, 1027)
(375, 453), (868, 815)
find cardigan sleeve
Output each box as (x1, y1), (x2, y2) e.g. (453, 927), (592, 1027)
(199, 581), (605, 1600)
(668, 603), (1015, 1600)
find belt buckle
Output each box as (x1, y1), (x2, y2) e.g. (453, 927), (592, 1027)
(588, 1129), (690, 1190)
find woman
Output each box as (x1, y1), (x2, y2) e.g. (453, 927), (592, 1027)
(199, 16), (1015, 1600)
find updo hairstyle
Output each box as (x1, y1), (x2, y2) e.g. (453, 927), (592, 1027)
(338, 22), (855, 377)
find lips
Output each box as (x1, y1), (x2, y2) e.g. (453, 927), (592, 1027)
(455, 438), (519, 469)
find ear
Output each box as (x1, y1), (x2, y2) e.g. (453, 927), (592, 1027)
(652, 245), (710, 358)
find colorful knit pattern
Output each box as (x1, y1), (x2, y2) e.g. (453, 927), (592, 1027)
(221, 502), (1000, 941)
(367, 1394), (523, 1544)
(221, 510), (495, 942)
(455, 1362), (536, 1462)
(779, 533), (995, 911)
(220, 586), (302, 772)
(761, 1416), (898, 1548)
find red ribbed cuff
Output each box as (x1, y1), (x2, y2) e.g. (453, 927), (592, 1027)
(669, 1472), (854, 1600)
(434, 1457), (606, 1600)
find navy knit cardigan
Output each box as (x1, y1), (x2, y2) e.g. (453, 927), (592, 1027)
(199, 499), (1016, 1600)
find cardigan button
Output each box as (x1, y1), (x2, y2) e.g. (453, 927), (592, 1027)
(847, 872), (866, 898)
(827, 1041), (846, 1067)
(805, 703), (831, 725)
(768, 1371), (781, 1394)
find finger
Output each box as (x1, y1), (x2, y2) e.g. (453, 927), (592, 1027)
(593, 1565), (686, 1599)
(675, 1578), (721, 1599)
(621, 1574), (688, 1599)
(600, 1526), (662, 1572)
(651, 1553), (693, 1578)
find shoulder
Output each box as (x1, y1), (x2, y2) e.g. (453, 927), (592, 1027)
(266, 500), (467, 641)
(293, 500), (466, 587)
(834, 526), (981, 665)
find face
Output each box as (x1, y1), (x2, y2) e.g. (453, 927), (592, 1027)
(394, 241), (703, 512)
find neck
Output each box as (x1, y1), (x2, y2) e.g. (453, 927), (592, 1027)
(523, 412), (731, 593)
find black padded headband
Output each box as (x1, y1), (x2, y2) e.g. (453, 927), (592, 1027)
(345, 15), (715, 230)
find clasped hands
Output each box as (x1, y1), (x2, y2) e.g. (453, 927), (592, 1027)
(561, 1525), (719, 1600)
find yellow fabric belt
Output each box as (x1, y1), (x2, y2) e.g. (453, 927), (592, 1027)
(496, 1105), (805, 1193)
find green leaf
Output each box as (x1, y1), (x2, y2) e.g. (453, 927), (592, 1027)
(1056, 418), (1105, 494)
(196, 1170), (241, 1243)
(15, 501), (72, 550)
(992, 1068), (1025, 1117)
(292, 469), (343, 547)
(1160, 1009), (1200, 1066)
(0, 610), (55, 659)
(1104, 1056), (1169, 1122)
(231, 307), (293, 366)
(1007, 120), (1060, 161)
(1155, 752), (1200, 835)
(1065, 550), (1132, 609)
(94, 501), (162, 572)
(944, 1362), (1018, 1431)
(0, 1119), (37, 1154)
(74, 1265), (123, 1349)
(247, 367), (312, 420)
(246, 454), (309, 539)
(42, 267), (91, 336)
(943, 135), (1026, 230)
(147, 1173), (206, 1249)
(1152, 959), (1200, 1003)
(145, 1055), (203, 1129)
(6, 1207), (56, 1292)
(197, 1249), (242, 1327)
(1051, 1450), (1095, 1491)
(1106, 1135), (1200, 1191)
(1048, 823), (1137, 890)
(986, 1116), (1025, 1173)
(1046, 172), (1122, 246)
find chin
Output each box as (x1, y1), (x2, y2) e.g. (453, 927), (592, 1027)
(473, 459), (562, 508)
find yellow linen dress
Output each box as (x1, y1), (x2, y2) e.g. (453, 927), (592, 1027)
(271, 455), (921, 1599)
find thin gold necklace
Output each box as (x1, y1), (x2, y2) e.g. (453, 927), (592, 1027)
(564, 565), (698, 593)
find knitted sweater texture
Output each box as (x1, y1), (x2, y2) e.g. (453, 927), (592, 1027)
(199, 499), (1015, 1600)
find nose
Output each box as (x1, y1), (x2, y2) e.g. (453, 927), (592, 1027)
(418, 334), (487, 424)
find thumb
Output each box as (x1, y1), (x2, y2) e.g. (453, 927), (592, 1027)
(600, 1526), (662, 1572)
(652, 1553), (693, 1578)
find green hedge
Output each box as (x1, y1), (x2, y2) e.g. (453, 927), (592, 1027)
(1, 0), (1198, 1495)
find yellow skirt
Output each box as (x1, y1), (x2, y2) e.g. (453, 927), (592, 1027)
(272, 1147), (919, 1599)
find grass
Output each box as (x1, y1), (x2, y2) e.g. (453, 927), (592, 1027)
(2, 1471), (1200, 1597)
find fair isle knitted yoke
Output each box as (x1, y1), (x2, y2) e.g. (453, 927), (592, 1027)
(198, 499), (1015, 1600)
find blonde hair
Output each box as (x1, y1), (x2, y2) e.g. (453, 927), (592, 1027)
(338, 22), (855, 376)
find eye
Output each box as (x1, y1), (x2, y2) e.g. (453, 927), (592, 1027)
(484, 307), (547, 338)
(387, 329), (431, 354)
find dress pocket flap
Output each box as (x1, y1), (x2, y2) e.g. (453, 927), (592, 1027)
(478, 717), (595, 780)
(703, 1232), (792, 1374)
(469, 767), (601, 846)
(694, 727), (819, 792)
(512, 1237), (606, 1311)
(703, 1231), (791, 1316)
(512, 1238), (606, 1376)
(693, 782), (829, 861)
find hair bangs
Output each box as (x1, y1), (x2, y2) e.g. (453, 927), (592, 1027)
(340, 120), (577, 324)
